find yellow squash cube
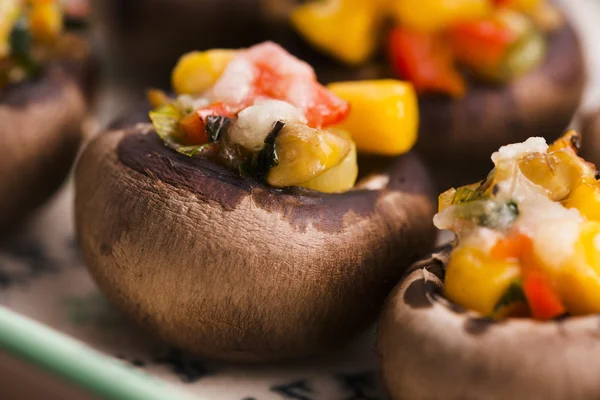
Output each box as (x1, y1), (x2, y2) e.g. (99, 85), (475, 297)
(389, 0), (492, 32)
(172, 49), (236, 95)
(506, 0), (542, 13)
(298, 139), (358, 193)
(29, 1), (63, 43)
(267, 125), (353, 188)
(0, 0), (21, 57)
(556, 222), (600, 315)
(327, 80), (418, 156)
(291, 0), (379, 65)
(444, 247), (521, 315)
(564, 180), (600, 222)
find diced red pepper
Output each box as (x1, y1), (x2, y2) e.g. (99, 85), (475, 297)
(388, 27), (465, 98)
(179, 102), (232, 145)
(491, 232), (529, 260)
(523, 270), (566, 320)
(449, 19), (516, 71)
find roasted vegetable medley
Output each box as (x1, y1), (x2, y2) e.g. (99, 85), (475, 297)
(436, 131), (600, 320)
(290, 0), (562, 97)
(149, 42), (418, 193)
(0, 0), (84, 87)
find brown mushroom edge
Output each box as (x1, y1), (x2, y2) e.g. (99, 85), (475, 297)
(0, 62), (88, 232)
(377, 245), (600, 400)
(74, 123), (437, 362)
(581, 108), (600, 168)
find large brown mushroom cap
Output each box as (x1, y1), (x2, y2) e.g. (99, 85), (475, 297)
(0, 63), (87, 231)
(377, 246), (600, 400)
(75, 123), (436, 362)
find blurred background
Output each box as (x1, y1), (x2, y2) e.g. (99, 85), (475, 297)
(2, 1), (600, 399)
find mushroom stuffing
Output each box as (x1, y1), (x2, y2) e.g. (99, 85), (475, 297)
(290, 0), (563, 96)
(436, 131), (600, 319)
(148, 41), (418, 193)
(377, 131), (600, 400)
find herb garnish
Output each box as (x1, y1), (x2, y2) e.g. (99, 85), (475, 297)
(493, 279), (527, 315)
(252, 120), (284, 180)
(205, 116), (231, 142)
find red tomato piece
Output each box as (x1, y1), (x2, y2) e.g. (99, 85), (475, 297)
(180, 102), (232, 145)
(449, 19), (516, 71)
(388, 27), (465, 98)
(523, 270), (566, 320)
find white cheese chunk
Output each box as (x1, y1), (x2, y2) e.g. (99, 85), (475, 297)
(229, 99), (307, 151)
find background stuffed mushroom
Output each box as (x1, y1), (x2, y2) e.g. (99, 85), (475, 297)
(378, 131), (600, 399)
(0, 0), (91, 232)
(261, 0), (586, 188)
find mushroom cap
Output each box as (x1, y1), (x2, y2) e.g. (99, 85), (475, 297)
(75, 123), (436, 362)
(377, 246), (600, 400)
(581, 108), (600, 167)
(0, 62), (87, 232)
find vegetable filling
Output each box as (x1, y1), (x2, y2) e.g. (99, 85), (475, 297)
(0, 0), (87, 87)
(148, 42), (420, 193)
(289, 0), (562, 97)
(436, 131), (600, 320)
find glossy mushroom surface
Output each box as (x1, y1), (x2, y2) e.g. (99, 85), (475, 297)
(0, 63), (87, 231)
(378, 246), (600, 400)
(75, 123), (436, 362)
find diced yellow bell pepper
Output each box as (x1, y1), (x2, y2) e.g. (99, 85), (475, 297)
(291, 0), (379, 65)
(504, 0), (542, 13)
(327, 80), (418, 156)
(564, 180), (600, 222)
(267, 124), (352, 188)
(0, 0), (21, 57)
(389, 0), (492, 32)
(29, 1), (63, 44)
(298, 138), (358, 193)
(555, 222), (600, 315)
(444, 247), (522, 315)
(172, 49), (236, 95)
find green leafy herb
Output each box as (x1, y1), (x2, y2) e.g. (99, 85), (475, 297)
(493, 279), (527, 314)
(452, 186), (484, 204)
(252, 120), (284, 180)
(8, 16), (40, 77)
(149, 104), (183, 141)
(205, 115), (231, 142)
(477, 200), (519, 229)
(453, 199), (519, 230)
(9, 17), (31, 57)
(149, 105), (221, 158)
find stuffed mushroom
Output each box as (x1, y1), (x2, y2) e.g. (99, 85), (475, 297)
(264, 0), (585, 187)
(0, 0), (90, 231)
(378, 130), (600, 399)
(75, 42), (436, 362)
